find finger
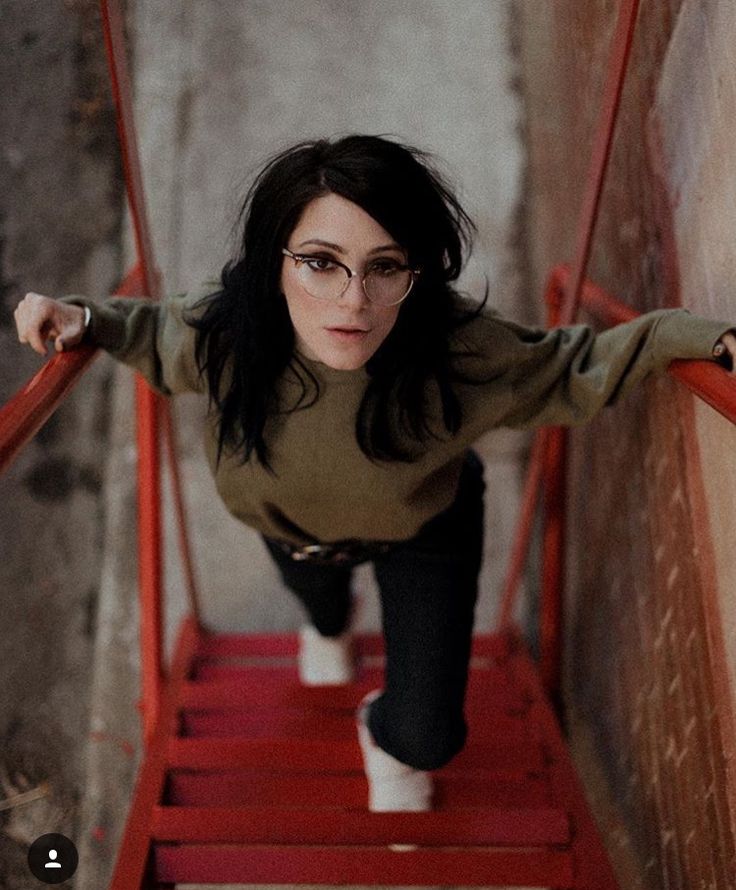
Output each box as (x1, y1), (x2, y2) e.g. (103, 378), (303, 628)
(14, 305), (29, 343)
(54, 329), (76, 353)
(14, 297), (50, 354)
(30, 304), (63, 351)
(26, 324), (49, 356)
(28, 315), (60, 356)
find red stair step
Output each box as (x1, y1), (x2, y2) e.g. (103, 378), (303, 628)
(179, 705), (534, 743)
(166, 735), (546, 773)
(195, 631), (512, 661)
(151, 803), (570, 845)
(153, 842), (574, 886)
(179, 675), (529, 711)
(190, 659), (513, 684)
(165, 769), (557, 809)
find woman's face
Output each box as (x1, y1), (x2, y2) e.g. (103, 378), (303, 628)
(280, 193), (407, 371)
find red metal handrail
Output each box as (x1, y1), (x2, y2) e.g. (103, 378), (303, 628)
(0, 264), (144, 473)
(0, 262), (168, 743)
(560, 265), (736, 425)
(560, 0), (642, 327)
(494, 266), (736, 683)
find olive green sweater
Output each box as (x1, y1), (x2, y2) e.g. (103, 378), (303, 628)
(62, 285), (733, 545)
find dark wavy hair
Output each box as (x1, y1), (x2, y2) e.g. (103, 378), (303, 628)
(186, 134), (489, 473)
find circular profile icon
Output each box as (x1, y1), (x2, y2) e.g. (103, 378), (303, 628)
(28, 834), (78, 883)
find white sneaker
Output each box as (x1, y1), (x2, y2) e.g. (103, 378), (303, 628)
(356, 689), (433, 812)
(298, 624), (355, 685)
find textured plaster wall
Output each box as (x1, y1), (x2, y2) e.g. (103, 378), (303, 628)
(0, 2), (122, 887)
(516, 1), (736, 888)
(653, 0), (736, 712)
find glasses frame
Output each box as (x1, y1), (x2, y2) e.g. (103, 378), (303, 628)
(282, 247), (421, 306)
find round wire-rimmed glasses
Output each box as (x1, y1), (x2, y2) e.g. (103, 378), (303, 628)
(282, 247), (421, 307)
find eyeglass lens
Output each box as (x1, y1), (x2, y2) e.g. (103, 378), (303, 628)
(294, 260), (412, 305)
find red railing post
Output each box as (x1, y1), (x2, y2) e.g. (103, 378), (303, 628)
(494, 429), (548, 637)
(136, 381), (164, 743)
(559, 0), (641, 327)
(539, 426), (567, 709)
(538, 275), (567, 709)
(100, 0), (165, 740)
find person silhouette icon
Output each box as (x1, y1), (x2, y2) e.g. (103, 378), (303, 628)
(28, 833), (78, 882)
(44, 849), (62, 869)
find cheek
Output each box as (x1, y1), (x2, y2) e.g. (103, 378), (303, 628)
(375, 307), (401, 338)
(281, 270), (310, 325)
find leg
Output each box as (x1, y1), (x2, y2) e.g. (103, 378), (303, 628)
(367, 449), (486, 770)
(261, 535), (354, 636)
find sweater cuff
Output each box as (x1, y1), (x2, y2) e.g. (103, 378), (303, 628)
(653, 309), (735, 363)
(58, 296), (129, 351)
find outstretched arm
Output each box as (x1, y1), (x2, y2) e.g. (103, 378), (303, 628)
(454, 306), (736, 434)
(14, 285), (215, 396)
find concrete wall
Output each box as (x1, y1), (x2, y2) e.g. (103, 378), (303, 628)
(653, 0), (736, 723)
(517, 1), (736, 888)
(0, 1), (122, 887)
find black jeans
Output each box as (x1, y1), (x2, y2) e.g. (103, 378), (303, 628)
(261, 449), (486, 771)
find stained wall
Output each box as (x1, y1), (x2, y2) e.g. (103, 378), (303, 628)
(516, 1), (736, 887)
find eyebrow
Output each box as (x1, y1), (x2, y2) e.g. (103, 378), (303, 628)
(295, 239), (404, 255)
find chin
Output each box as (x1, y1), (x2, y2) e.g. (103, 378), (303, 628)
(322, 351), (370, 371)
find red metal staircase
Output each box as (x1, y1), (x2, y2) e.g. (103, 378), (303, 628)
(114, 620), (617, 888)
(3, 1), (736, 888)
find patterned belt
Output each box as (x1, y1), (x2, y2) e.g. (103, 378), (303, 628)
(272, 538), (395, 565)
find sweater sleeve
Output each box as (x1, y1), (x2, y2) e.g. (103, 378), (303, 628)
(59, 281), (217, 396)
(454, 306), (735, 432)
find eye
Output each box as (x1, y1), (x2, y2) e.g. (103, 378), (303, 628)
(303, 256), (338, 272)
(368, 259), (403, 276)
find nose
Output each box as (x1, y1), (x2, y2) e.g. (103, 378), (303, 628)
(336, 273), (370, 309)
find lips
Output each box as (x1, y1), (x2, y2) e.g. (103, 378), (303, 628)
(327, 326), (370, 332)
(325, 326), (371, 344)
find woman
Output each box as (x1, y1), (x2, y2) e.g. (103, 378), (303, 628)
(14, 134), (736, 812)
